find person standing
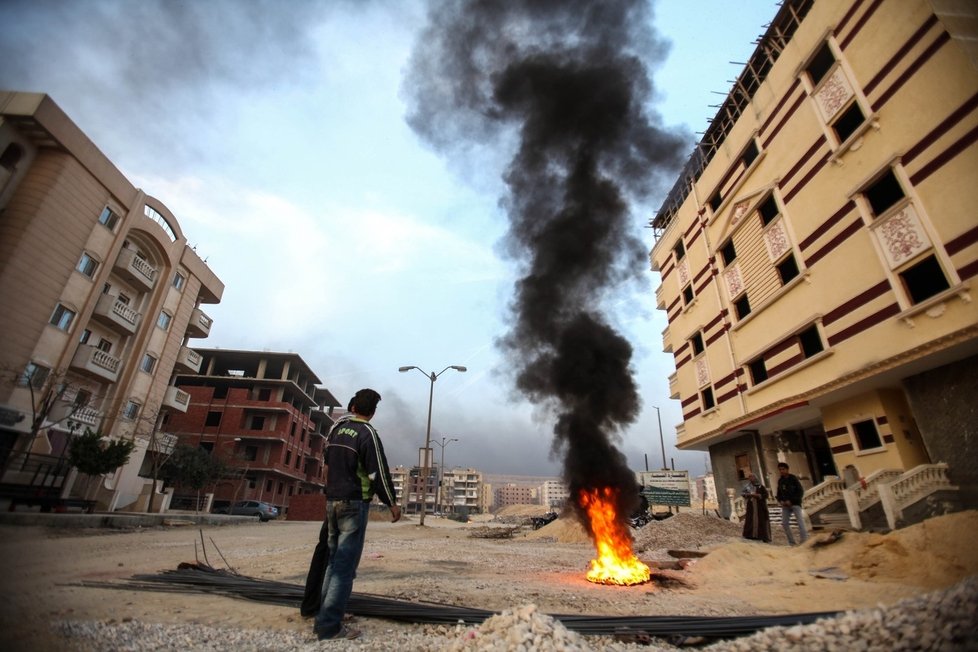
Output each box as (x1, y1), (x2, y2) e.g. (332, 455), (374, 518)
(300, 400), (355, 618)
(741, 473), (771, 542)
(313, 388), (401, 641)
(776, 462), (808, 545)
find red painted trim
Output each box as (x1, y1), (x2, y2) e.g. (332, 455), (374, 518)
(872, 31), (950, 112)
(822, 280), (891, 326)
(827, 303), (901, 346)
(864, 15), (939, 95)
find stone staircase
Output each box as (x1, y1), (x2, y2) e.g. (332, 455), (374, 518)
(803, 463), (961, 532)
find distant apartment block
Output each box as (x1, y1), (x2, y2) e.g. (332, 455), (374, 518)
(539, 479), (569, 510)
(0, 92), (224, 511)
(442, 467), (485, 514)
(494, 483), (539, 509)
(650, 0), (978, 517)
(166, 348), (340, 515)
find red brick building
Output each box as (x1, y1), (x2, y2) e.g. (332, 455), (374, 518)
(165, 349), (341, 515)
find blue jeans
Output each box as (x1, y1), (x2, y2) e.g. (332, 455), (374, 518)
(781, 504), (808, 544)
(314, 500), (369, 637)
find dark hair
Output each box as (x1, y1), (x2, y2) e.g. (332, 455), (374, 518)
(350, 388), (381, 417)
(778, 462), (790, 469)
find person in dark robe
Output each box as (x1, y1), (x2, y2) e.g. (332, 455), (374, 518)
(741, 473), (771, 542)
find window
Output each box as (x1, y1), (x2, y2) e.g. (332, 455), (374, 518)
(863, 169), (905, 217)
(156, 311), (172, 330)
(900, 255), (950, 304)
(734, 294), (752, 320)
(673, 239), (686, 261)
(833, 102), (865, 143)
(244, 445), (258, 461)
(79, 329), (92, 344)
(73, 389), (92, 408)
(258, 388), (271, 401)
(798, 325), (824, 358)
(97, 338), (112, 353)
(748, 358), (768, 385)
(741, 140), (759, 168)
(852, 419), (883, 451)
(139, 354), (157, 374)
(805, 42), (836, 86)
(76, 253), (99, 278)
(213, 386), (228, 399)
(708, 191), (723, 212)
(758, 195), (779, 226)
(690, 332), (705, 356)
(720, 240), (737, 266)
(98, 207), (120, 231)
(123, 400), (141, 420)
(205, 411), (222, 427)
(285, 451), (292, 465)
(200, 442), (214, 454)
(777, 255), (800, 284)
(682, 284), (695, 305)
(49, 304), (76, 331)
(117, 292), (131, 306)
(701, 387), (715, 410)
(172, 272), (186, 290)
(251, 415), (265, 430)
(20, 362), (50, 388)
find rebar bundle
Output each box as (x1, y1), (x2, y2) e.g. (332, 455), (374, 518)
(78, 563), (840, 640)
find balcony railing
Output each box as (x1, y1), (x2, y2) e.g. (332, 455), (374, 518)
(162, 386), (191, 413)
(69, 345), (121, 383)
(114, 248), (158, 292)
(174, 346), (202, 374)
(187, 308), (212, 338)
(92, 293), (141, 335)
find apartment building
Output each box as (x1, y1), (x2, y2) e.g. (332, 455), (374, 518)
(0, 92), (224, 511)
(650, 0), (978, 516)
(494, 483), (539, 509)
(442, 467), (485, 514)
(166, 349), (341, 515)
(539, 479), (569, 510)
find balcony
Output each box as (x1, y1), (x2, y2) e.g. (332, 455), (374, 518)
(186, 308), (212, 338)
(668, 372), (679, 399)
(70, 345), (121, 383)
(149, 432), (178, 454)
(173, 346), (202, 374)
(162, 386), (191, 413)
(92, 293), (140, 335)
(113, 248), (158, 292)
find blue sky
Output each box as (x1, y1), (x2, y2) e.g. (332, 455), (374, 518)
(0, 0), (778, 477)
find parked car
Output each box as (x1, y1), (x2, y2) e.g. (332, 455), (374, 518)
(227, 500), (279, 521)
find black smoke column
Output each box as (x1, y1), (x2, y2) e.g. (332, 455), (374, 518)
(405, 0), (685, 529)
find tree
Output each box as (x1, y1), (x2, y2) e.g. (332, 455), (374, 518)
(161, 444), (228, 511)
(0, 364), (103, 460)
(68, 428), (136, 500)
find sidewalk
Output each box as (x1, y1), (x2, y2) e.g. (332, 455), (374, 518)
(0, 510), (256, 529)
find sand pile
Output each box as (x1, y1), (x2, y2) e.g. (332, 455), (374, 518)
(524, 516), (591, 543)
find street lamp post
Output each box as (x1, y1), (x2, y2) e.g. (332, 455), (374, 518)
(398, 365), (466, 526)
(653, 406), (667, 470)
(434, 436), (459, 515)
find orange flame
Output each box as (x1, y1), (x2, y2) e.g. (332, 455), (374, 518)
(580, 487), (651, 586)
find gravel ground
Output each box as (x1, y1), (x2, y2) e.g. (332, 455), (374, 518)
(56, 575), (977, 651)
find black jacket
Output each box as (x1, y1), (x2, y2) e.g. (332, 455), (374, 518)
(776, 473), (804, 506)
(323, 416), (397, 506)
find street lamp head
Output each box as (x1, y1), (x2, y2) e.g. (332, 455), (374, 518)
(451, 365), (467, 372)
(398, 366), (415, 373)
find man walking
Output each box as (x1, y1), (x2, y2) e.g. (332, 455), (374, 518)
(776, 462), (808, 545)
(313, 389), (401, 641)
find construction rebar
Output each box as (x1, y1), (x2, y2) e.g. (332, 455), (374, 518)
(76, 564), (840, 640)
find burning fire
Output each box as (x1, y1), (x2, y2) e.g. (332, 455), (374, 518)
(580, 487), (650, 586)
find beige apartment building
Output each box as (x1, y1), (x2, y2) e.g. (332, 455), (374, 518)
(441, 467), (485, 514)
(650, 0), (978, 525)
(0, 92), (224, 511)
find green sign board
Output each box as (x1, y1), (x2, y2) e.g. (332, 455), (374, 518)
(641, 486), (691, 507)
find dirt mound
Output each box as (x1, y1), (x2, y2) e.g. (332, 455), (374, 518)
(633, 510), (742, 553)
(523, 516), (591, 544)
(494, 504), (550, 517)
